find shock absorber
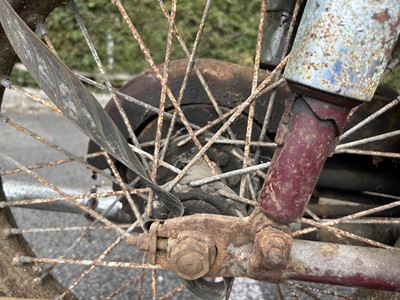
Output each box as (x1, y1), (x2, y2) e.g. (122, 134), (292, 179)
(259, 0), (400, 224)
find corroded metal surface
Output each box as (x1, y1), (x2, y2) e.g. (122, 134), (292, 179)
(128, 212), (400, 290)
(284, 0), (400, 101)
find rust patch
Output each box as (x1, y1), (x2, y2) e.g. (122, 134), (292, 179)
(318, 244), (339, 260)
(372, 9), (390, 24)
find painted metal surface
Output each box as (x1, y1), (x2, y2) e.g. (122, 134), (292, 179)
(258, 96), (353, 223)
(260, 0), (297, 68)
(287, 240), (400, 291)
(284, 0), (400, 101)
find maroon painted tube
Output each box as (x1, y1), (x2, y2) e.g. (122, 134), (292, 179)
(285, 240), (400, 291)
(258, 96), (354, 223)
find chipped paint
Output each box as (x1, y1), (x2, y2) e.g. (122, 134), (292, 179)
(284, 0), (400, 101)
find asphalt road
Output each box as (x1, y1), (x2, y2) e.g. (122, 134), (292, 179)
(0, 91), (286, 299)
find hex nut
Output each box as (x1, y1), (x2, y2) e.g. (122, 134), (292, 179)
(169, 234), (216, 280)
(257, 229), (292, 269)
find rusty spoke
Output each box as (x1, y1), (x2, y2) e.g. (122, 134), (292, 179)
(5, 224), (132, 235)
(295, 194), (400, 237)
(284, 281), (300, 300)
(159, 284), (186, 300)
(0, 151), (132, 238)
(37, 22), (58, 56)
(0, 79), (61, 113)
(275, 284), (285, 300)
(300, 218), (396, 249)
(0, 188), (147, 208)
(1, 152), (103, 176)
(240, 0), (267, 198)
(287, 281), (352, 299)
(159, 0), (215, 162)
(166, 66), (288, 191)
(147, 0), (177, 217)
(157, 0), (237, 141)
(334, 148), (400, 158)
(103, 271), (152, 300)
(112, 0), (217, 176)
(14, 255), (162, 270)
(189, 162), (270, 187)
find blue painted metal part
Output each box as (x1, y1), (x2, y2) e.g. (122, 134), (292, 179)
(284, 0), (400, 102)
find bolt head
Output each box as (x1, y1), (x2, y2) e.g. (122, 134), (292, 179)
(257, 230), (291, 268)
(266, 247), (286, 265)
(170, 236), (215, 280)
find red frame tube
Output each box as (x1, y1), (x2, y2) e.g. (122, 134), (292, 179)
(258, 96), (354, 223)
(284, 240), (400, 291)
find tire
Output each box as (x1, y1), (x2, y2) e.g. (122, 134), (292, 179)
(0, 1), (399, 299)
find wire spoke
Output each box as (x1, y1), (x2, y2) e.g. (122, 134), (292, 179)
(157, 0), (238, 141)
(103, 271), (152, 300)
(0, 189), (147, 208)
(340, 96), (400, 141)
(159, 284), (186, 300)
(68, 0), (150, 169)
(336, 129), (400, 150)
(240, 0), (267, 198)
(1, 152), (103, 176)
(159, 0), (215, 162)
(0, 151), (131, 238)
(0, 79), (61, 113)
(112, 0), (217, 176)
(14, 255), (161, 270)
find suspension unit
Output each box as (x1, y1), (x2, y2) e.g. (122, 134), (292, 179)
(258, 0), (400, 224)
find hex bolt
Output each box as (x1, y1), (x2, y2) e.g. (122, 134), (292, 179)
(169, 233), (216, 280)
(257, 230), (292, 269)
(266, 247), (286, 266)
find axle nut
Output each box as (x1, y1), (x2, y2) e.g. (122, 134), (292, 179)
(256, 229), (292, 269)
(170, 233), (216, 280)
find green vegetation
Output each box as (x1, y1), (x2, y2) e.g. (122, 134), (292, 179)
(43, 0), (260, 75)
